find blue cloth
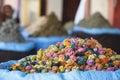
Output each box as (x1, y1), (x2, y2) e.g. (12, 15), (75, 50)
(0, 41), (35, 52)
(19, 28), (67, 51)
(0, 60), (120, 80)
(68, 26), (120, 35)
(0, 60), (17, 69)
(19, 28), (30, 41)
(0, 69), (120, 80)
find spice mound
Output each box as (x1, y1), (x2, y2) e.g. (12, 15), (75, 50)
(11, 37), (120, 73)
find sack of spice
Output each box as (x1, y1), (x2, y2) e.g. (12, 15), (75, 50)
(0, 19), (25, 42)
(78, 12), (112, 28)
(30, 12), (67, 37)
(10, 37), (120, 74)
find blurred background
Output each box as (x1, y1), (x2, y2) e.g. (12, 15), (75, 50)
(0, 0), (120, 28)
